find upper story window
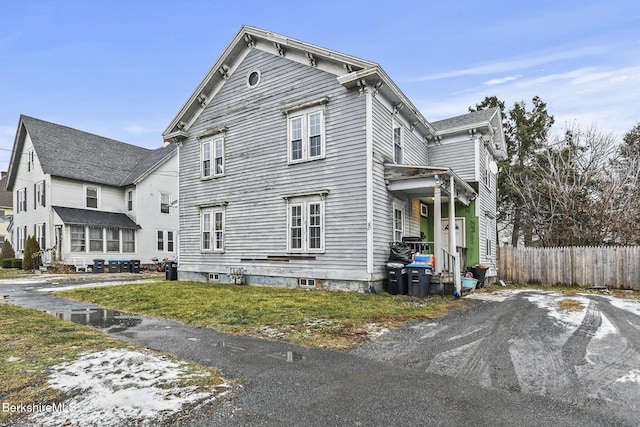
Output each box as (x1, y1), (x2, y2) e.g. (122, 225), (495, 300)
(201, 136), (224, 178)
(393, 120), (403, 164)
(27, 149), (35, 172)
(35, 181), (46, 208)
(484, 154), (492, 189)
(17, 188), (27, 213)
(127, 190), (133, 211)
(288, 109), (325, 164)
(85, 185), (99, 209)
(160, 193), (171, 214)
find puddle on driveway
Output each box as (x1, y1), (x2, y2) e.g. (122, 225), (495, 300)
(266, 351), (304, 362)
(47, 308), (142, 332)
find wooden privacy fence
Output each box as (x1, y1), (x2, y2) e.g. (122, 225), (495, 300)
(498, 245), (640, 290)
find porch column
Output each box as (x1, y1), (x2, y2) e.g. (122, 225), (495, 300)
(448, 175), (456, 253)
(449, 175), (462, 295)
(433, 183), (442, 272)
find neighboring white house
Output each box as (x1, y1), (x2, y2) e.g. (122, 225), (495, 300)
(5, 115), (178, 267)
(162, 26), (506, 291)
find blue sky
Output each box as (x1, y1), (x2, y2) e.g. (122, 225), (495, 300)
(1, 0), (639, 172)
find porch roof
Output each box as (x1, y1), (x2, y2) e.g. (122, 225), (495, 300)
(383, 164), (476, 206)
(53, 206), (141, 229)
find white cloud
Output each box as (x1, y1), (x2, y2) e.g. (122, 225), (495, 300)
(411, 46), (605, 82)
(484, 75), (520, 86)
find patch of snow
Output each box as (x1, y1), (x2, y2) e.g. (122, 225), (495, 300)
(28, 348), (227, 427)
(601, 296), (640, 318)
(464, 289), (526, 302)
(523, 292), (589, 329)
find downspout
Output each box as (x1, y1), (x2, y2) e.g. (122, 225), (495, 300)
(450, 175), (462, 296)
(365, 86), (374, 282)
(176, 140), (182, 267)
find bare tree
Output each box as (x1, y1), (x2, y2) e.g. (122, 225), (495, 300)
(506, 124), (619, 246)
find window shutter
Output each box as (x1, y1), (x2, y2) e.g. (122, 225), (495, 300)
(34, 184), (37, 208)
(42, 182), (46, 207)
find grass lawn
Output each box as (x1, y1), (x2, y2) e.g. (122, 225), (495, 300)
(56, 281), (470, 349)
(0, 303), (224, 425)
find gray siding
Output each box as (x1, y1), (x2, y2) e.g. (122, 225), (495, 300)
(428, 136), (477, 179)
(179, 49), (369, 283)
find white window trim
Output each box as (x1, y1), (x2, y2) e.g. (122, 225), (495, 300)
(392, 119), (403, 164)
(201, 208), (225, 252)
(17, 188), (27, 213)
(35, 181), (46, 208)
(484, 154), (492, 189)
(84, 184), (101, 209)
(201, 135), (225, 179)
(157, 229), (176, 253)
(287, 108), (326, 164)
(286, 198), (325, 253)
(392, 200), (405, 242)
(27, 149), (35, 172)
(160, 192), (171, 214)
(126, 189), (134, 211)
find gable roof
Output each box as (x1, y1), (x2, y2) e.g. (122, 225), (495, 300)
(163, 25), (436, 142)
(431, 108), (508, 160)
(431, 108), (498, 133)
(6, 116), (176, 190)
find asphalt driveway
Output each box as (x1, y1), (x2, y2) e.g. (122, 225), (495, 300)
(2, 277), (639, 426)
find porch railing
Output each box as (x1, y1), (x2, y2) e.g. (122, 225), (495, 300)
(395, 239), (434, 255)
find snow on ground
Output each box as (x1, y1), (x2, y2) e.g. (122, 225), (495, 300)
(27, 348), (229, 427)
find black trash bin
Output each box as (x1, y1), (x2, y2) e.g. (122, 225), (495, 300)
(386, 263), (408, 295)
(130, 260), (141, 273)
(407, 265), (432, 297)
(108, 260), (119, 273)
(165, 261), (178, 281)
(93, 259), (105, 273)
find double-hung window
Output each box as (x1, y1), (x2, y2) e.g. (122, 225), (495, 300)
(27, 149), (35, 172)
(122, 229), (135, 252)
(484, 154), (492, 189)
(392, 200), (405, 242)
(201, 136), (224, 178)
(127, 190), (133, 211)
(288, 109), (325, 163)
(35, 181), (46, 208)
(157, 230), (175, 252)
(35, 223), (46, 249)
(89, 226), (103, 251)
(201, 209), (224, 251)
(160, 193), (171, 214)
(106, 228), (120, 252)
(71, 226), (86, 252)
(85, 185), (99, 209)
(393, 120), (403, 164)
(17, 226), (27, 251)
(287, 198), (325, 252)
(17, 188), (27, 213)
